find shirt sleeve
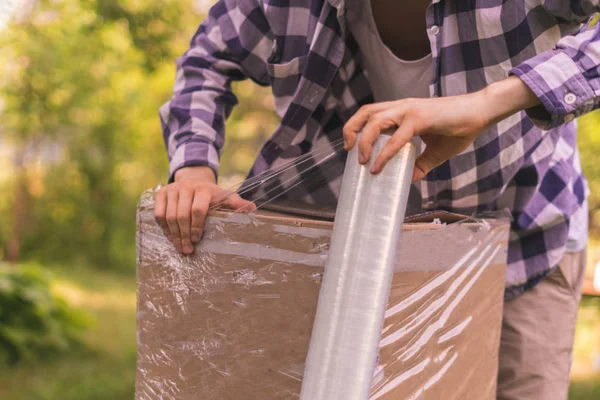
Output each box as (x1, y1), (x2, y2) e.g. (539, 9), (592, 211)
(510, 4), (600, 130)
(159, 0), (273, 182)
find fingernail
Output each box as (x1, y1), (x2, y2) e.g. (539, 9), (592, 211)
(166, 235), (172, 242)
(183, 245), (193, 254)
(175, 245), (183, 253)
(191, 235), (200, 242)
(359, 152), (366, 164)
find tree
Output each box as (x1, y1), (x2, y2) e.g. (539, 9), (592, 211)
(0, 0), (278, 268)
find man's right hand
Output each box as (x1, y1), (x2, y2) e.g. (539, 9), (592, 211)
(154, 166), (256, 254)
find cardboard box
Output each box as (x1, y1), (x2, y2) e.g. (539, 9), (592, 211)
(135, 191), (509, 400)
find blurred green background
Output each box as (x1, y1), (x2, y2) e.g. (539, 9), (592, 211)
(0, 0), (598, 399)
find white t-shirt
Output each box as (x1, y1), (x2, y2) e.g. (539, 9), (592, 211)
(345, 0), (587, 252)
(346, 1), (432, 102)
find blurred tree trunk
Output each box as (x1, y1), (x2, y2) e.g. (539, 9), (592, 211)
(6, 150), (29, 263)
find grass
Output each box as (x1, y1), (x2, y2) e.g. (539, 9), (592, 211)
(0, 265), (137, 400)
(0, 264), (598, 399)
(571, 297), (600, 399)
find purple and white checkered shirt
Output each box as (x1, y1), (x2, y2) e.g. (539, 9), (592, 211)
(159, 0), (597, 298)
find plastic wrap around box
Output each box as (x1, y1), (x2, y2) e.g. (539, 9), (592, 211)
(135, 190), (510, 400)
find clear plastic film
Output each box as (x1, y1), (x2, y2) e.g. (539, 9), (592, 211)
(300, 138), (416, 400)
(208, 137), (348, 212)
(136, 187), (511, 399)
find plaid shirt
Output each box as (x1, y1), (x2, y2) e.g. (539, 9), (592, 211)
(160, 0), (597, 298)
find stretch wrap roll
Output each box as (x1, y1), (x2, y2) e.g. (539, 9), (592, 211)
(299, 136), (417, 400)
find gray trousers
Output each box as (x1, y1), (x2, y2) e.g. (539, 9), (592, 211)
(497, 248), (587, 400)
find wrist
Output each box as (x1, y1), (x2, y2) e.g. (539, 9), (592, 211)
(479, 76), (540, 126)
(174, 165), (217, 184)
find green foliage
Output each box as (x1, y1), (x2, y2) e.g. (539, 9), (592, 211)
(577, 111), (600, 236)
(0, 264), (91, 365)
(0, 0), (277, 268)
(0, 265), (136, 400)
(570, 377), (600, 400)
(0, 0), (190, 267)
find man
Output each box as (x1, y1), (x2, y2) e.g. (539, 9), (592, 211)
(154, 1), (596, 398)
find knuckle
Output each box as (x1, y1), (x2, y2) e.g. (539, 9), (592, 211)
(191, 206), (206, 218)
(181, 181), (195, 191)
(177, 213), (188, 223)
(190, 180), (204, 189)
(178, 180), (190, 189)
(370, 114), (386, 124)
(191, 182), (207, 193)
(166, 213), (177, 224)
(362, 124), (377, 136)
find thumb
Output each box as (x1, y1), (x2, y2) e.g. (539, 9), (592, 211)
(412, 147), (446, 183)
(222, 192), (257, 212)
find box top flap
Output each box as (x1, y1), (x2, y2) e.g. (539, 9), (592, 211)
(404, 210), (470, 224)
(253, 200), (470, 224)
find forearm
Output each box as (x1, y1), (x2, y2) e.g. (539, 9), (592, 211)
(480, 76), (541, 127)
(162, 0), (275, 184)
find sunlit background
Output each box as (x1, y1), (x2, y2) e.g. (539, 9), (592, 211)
(0, 1), (598, 399)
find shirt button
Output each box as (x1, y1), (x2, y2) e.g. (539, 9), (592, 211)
(430, 25), (440, 35)
(564, 93), (577, 105)
(564, 113), (575, 123)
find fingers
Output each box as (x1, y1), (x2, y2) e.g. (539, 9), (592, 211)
(166, 187), (182, 253)
(190, 189), (211, 244)
(156, 180), (252, 254)
(412, 145), (446, 183)
(343, 103), (389, 151)
(356, 107), (405, 165)
(371, 120), (415, 174)
(222, 191), (257, 213)
(177, 186), (195, 254)
(154, 187), (171, 242)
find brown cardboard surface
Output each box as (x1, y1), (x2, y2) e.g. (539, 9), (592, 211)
(136, 191), (509, 400)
